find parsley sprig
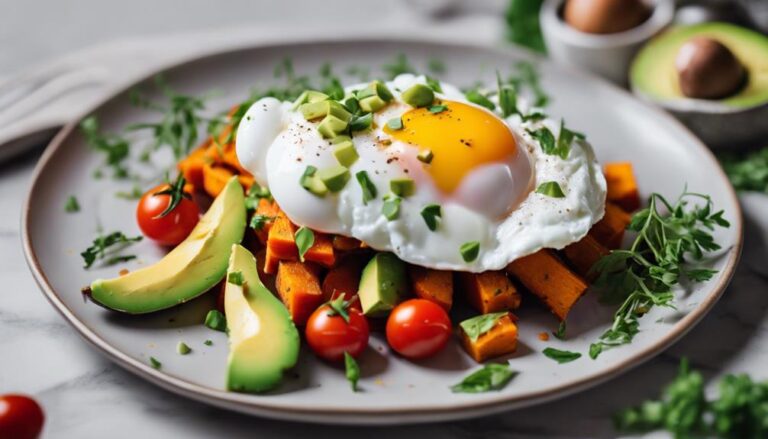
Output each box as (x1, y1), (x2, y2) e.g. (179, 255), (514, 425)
(590, 191), (730, 358)
(81, 231), (143, 268)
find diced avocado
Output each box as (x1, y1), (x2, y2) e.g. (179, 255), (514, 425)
(402, 84), (435, 107)
(318, 114), (349, 139)
(225, 244), (299, 393)
(358, 253), (408, 316)
(293, 90), (328, 109)
(300, 166), (328, 197)
(631, 23), (768, 109)
(317, 165), (350, 192)
(301, 100), (351, 122)
(390, 178), (415, 197)
(417, 149), (434, 164)
(89, 178), (246, 314)
(332, 138), (359, 167)
(359, 95), (387, 113)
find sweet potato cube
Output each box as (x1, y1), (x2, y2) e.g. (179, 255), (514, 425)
(275, 261), (323, 325)
(178, 144), (210, 190)
(263, 246), (280, 275)
(458, 271), (521, 314)
(605, 162), (640, 212)
(408, 266), (453, 311)
(253, 198), (281, 245)
(202, 163), (234, 198)
(304, 233), (336, 267)
(506, 250), (588, 321)
(460, 314), (518, 363)
(332, 235), (363, 252)
(589, 202), (632, 249)
(267, 214), (298, 260)
(322, 257), (365, 302)
(562, 234), (609, 280)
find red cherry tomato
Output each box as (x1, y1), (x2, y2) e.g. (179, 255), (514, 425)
(136, 183), (199, 246)
(305, 301), (369, 363)
(386, 299), (451, 360)
(0, 394), (44, 439)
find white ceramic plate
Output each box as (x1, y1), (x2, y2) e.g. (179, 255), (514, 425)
(22, 38), (742, 425)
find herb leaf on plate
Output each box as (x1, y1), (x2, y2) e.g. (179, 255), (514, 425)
(590, 191), (730, 358)
(460, 312), (507, 342)
(80, 231), (143, 269)
(543, 347), (582, 364)
(451, 363), (517, 393)
(344, 352), (360, 392)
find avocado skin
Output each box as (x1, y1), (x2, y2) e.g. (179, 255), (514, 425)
(89, 177), (246, 314)
(358, 253), (408, 316)
(225, 245), (299, 393)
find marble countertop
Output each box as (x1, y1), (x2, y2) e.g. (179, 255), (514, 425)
(3, 1), (768, 437)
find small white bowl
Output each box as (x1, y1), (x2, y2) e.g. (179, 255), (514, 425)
(540, 0), (674, 85)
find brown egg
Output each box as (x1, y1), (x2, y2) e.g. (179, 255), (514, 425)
(675, 37), (746, 99)
(563, 0), (651, 34)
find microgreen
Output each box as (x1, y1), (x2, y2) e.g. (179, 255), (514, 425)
(589, 191), (730, 358)
(451, 363), (517, 393)
(497, 71), (519, 118)
(80, 231), (143, 269)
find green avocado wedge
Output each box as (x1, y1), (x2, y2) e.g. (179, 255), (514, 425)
(225, 244), (300, 393)
(89, 177), (246, 314)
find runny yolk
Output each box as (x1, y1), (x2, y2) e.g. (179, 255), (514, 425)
(384, 100), (518, 194)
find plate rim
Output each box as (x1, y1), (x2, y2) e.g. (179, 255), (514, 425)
(21, 36), (744, 424)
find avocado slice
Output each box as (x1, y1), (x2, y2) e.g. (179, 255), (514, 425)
(631, 23), (768, 109)
(358, 253), (408, 316)
(225, 244), (299, 393)
(89, 177), (246, 314)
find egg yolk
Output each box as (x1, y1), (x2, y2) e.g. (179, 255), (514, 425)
(385, 100), (518, 194)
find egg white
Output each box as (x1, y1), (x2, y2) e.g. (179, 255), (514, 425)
(236, 74), (606, 272)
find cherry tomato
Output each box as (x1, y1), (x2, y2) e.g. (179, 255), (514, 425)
(305, 301), (369, 362)
(0, 394), (44, 439)
(136, 183), (199, 246)
(386, 299), (451, 360)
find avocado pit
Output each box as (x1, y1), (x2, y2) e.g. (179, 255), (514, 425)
(675, 36), (746, 100)
(563, 0), (651, 35)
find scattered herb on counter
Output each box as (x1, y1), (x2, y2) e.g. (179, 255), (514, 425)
(295, 226), (315, 262)
(460, 312), (507, 342)
(204, 309), (227, 332)
(720, 146), (768, 193)
(344, 352), (360, 392)
(615, 358), (768, 438)
(451, 363), (517, 393)
(149, 356), (162, 369)
(80, 116), (131, 179)
(64, 196), (80, 213)
(177, 342), (192, 355)
(80, 231), (143, 269)
(505, 0), (546, 54)
(590, 191), (730, 359)
(543, 347), (581, 364)
(553, 321), (567, 340)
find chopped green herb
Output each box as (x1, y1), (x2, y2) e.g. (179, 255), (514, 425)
(382, 195), (402, 221)
(543, 347), (582, 364)
(203, 339), (213, 346)
(152, 175), (191, 219)
(553, 321), (567, 340)
(390, 178), (415, 197)
(451, 363), (516, 393)
(536, 181), (566, 198)
(326, 295), (351, 323)
(425, 75), (443, 93)
(204, 309), (227, 332)
(80, 116), (131, 179)
(511, 61), (549, 107)
(295, 226), (315, 262)
(177, 342), (192, 355)
(420, 204), (442, 231)
(505, 0), (546, 53)
(149, 356), (162, 369)
(227, 271), (244, 286)
(428, 104), (448, 114)
(417, 149), (434, 164)
(249, 214), (274, 231)
(720, 146), (768, 193)
(65, 196), (80, 213)
(527, 126), (556, 156)
(464, 89), (495, 111)
(355, 171), (377, 204)
(460, 241), (481, 263)
(556, 119), (585, 158)
(386, 117), (404, 130)
(460, 312), (508, 342)
(382, 53), (415, 79)
(81, 231), (143, 269)
(589, 191), (730, 358)
(348, 112), (373, 132)
(344, 352), (360, 392)
(497, 71), (519, 118)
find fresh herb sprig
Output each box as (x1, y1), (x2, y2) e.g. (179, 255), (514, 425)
(505, 0), (546, 54)
(589, 191), (729, 358)
(81, 231), (143, 268)
(720, 146), (768, 193)
(615, 358), (768, 439)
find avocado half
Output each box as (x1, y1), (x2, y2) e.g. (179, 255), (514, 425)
(630, 22), (768, 147)
(89, 177), (246, 314)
